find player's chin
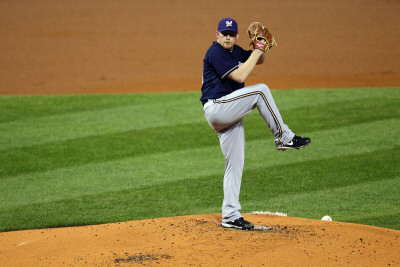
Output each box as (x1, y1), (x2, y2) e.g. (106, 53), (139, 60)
(223, 43), (234, 50)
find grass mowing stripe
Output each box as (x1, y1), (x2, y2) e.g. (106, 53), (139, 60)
(242, 149), (399, 230)
(0, 88), (399, 231)
(0, 94), (136, 124)
(245, 118), (400, 171)
(1, 147), (397, 231)
(242, 147), (399, 200)
(0, 173), (224, 231)
(0, 92), (202, 124)
(274, 87), (399, 112)
(1, 87), (394, 123)
(284, 96), (399, 132)
(347, 212), (400, 230)
(0, 121), (215, 177)
(0, 145), (225, 208)
(1, 118), (398, 208)
(252, 178), (400, 230)
(0, 95), (205, 151)
(1, 103), (398, 178)
(2, 88), (398, 151)
(244, 93), (399, 137)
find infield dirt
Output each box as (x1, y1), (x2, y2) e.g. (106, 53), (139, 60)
(0, 0), (399, 266)
(1, 214), (399, 266)
(1, 0), (399, 95)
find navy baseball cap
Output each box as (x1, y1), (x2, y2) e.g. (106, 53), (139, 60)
(218, 18), (238, 33)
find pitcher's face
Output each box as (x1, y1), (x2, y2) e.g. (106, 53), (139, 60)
(216, 31), (239, 50)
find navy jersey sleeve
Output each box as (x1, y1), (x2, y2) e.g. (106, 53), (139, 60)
(241, 49), (253, 62)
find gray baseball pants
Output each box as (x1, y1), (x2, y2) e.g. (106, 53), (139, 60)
(203, 83), (295, 223)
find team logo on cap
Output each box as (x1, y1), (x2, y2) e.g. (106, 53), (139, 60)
(226, 21), (233, 27)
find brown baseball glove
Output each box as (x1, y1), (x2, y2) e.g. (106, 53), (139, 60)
(247, 22), (277, 52)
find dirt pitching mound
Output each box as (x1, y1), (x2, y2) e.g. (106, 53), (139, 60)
(0, 214), (399, 266)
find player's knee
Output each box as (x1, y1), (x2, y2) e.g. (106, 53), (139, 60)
(257, 83), (270, 93)
(254, 83), (271, 100)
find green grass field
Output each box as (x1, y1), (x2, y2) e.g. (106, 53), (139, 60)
(0, 87), (399, 232)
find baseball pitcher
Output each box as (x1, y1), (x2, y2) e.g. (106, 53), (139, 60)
(200, 18), (311, 230)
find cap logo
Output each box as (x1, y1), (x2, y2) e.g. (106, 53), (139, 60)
(225, 21), (233, 27)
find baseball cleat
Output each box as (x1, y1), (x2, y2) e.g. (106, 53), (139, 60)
(277, 135), (311, 151)
(221, 217), (254, 230)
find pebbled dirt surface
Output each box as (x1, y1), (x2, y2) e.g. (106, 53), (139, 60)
(0, 214), (399, 266)
(0, 0), (399, 95)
